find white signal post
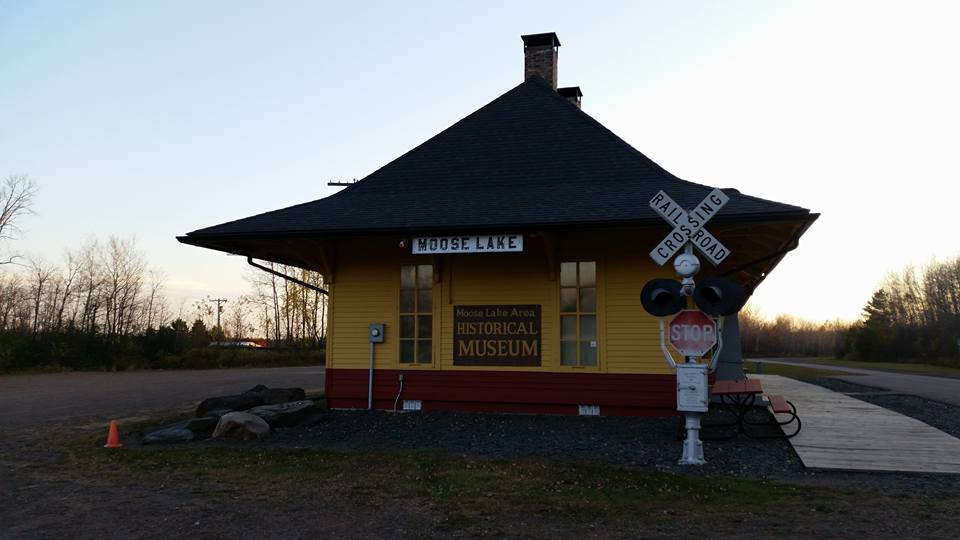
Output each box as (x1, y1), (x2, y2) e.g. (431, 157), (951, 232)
(647, 188), (733, 466)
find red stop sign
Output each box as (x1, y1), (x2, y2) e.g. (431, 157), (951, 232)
(668, 310), (718, 357)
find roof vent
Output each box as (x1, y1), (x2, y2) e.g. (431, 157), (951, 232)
(521, 32), (560, 90)
(558, 86), (583, 109)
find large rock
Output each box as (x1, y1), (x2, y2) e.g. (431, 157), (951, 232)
(247, 400), (315, 427)
(196, 385), (306, 417)
(211, 412), (270, 440)
(247, 385), (307, 405)
(143, 423), (195, 444)
(203, 409), (234, 420)
(185, 416), (219, 434)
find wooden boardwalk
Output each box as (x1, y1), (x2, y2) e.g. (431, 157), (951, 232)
(752, 374), (960, 474)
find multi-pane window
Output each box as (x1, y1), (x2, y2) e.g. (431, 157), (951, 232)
(560, 261), (597, 367)
(400, 264), (433, 364)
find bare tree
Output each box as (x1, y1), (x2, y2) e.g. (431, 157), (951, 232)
(76, 239), (104, 333)
(142, 269), (167, 331)
(193, 299), (214, 329)
(100, 237), (146, 336)
(0, 174), (37, 265)
(248, 263), (281, 342)
(226, 295), (252, 340)
(54, 249), (82, 330)
(27, 258), (55, 334)
(245, 262), (326, 345)
(740, 306), (849, 358)
(0, 274), (26, 330)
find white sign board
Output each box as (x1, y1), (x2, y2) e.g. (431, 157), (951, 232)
(676, 363), (709, 413)
(412, 234), (523, 255)
(650, 189), (729, 235)
(650, 227), (729, 266)
(648, 189), (731, 266)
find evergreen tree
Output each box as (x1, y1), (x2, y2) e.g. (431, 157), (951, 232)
(189, 318), (210, 348)
(862, 289), (892, 328)
(852, 289), (894, 360)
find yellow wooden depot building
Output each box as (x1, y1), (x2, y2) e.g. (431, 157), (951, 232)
(180, 33), (816, 415)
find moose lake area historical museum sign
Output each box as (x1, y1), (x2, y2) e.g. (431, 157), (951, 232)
(454, 305), (541, 366)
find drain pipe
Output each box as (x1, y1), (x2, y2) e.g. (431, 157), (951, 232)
(368, 341), (374, 409)
(393, 374), (405, 411)
(247, 257), (328, 295)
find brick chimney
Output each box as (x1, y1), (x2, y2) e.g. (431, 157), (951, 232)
(521, 32), (560, 89)
(557, 86), (583, 109)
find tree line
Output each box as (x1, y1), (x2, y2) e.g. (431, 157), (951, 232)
(0, 237), (165, 336)
(739, 308), (848, 358)
(0, 171), (329, 372)
(846, 256), (960, 363)
(741, 254), (960, 366)
(0, 240), (328, 371)
(0, 249), (328, 371)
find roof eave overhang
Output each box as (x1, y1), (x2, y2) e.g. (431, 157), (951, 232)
(178, 210), (815, 244)
(178, 211), (818, 287)
(719, 212), (819, 296)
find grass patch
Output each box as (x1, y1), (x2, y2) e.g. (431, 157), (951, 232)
(43, 422), (960, 536)
(68, 443), (834, 524)
(744, 361), (849, 379)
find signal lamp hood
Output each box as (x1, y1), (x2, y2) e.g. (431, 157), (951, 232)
(640, 279), (685, 317)
(693, 277), (745, 317)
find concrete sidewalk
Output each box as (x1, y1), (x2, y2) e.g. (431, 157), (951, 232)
(754, 374), (960, 474)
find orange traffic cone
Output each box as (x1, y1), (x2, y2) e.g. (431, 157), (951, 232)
(104, 420), (122, 448)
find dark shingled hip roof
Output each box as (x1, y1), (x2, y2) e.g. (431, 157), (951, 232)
(182, 76), (810, 240)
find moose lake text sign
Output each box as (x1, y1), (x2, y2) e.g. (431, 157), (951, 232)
(453, 305), (541, 366)
(413, 234), (523, 254)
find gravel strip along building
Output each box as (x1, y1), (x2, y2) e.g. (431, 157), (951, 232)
(179, 33), (816, 416)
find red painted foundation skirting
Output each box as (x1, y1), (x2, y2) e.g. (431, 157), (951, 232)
(326, 368), (679, 416)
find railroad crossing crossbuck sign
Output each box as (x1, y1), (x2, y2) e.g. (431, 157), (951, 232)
(649, 188), (731, 266)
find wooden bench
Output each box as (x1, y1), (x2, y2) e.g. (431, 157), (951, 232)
(767, 394), (792, 414)
(703, 380), (802, 439)
(744, 393), (802, 439)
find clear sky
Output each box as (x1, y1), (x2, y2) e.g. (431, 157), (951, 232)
(2, 0), (958, 322)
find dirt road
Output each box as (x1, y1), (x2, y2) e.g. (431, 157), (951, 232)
(0, 366), (325, 427)
(755, 358), (960, 405)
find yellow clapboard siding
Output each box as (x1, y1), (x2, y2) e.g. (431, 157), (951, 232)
(602, 250), (677, 374)
(328, 234), (684, 375)
(328, 247), (397, 370)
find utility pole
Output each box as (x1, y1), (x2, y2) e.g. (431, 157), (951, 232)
(209, 298), (228, 331)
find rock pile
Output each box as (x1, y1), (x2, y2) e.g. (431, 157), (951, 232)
(196, 385), (306, 417)
(211, 412), (270, 440)
(142, 385), (316, 444)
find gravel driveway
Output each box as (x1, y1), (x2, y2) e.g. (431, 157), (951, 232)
(0, 367), (325, 427)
